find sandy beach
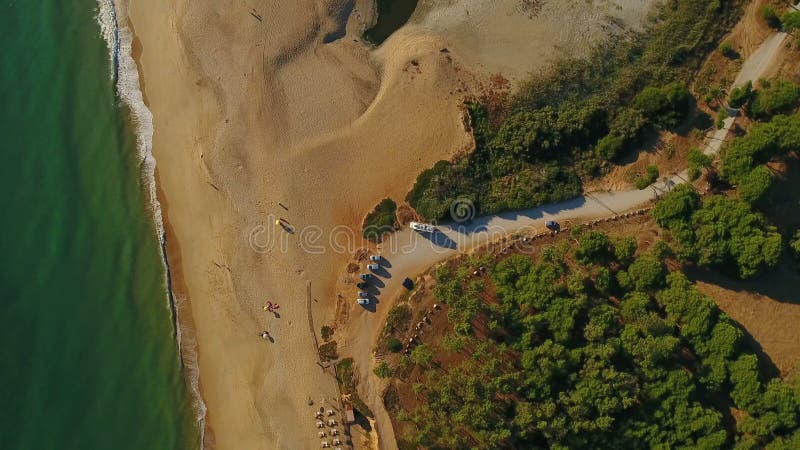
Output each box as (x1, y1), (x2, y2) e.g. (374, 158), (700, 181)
(126, 0), (656, 448)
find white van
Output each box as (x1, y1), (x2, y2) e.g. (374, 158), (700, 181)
(409, 221), (436, 233)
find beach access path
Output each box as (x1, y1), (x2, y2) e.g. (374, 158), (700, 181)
(344, 28), (790, 450)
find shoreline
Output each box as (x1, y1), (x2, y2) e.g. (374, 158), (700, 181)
(156, 175), (212, 448)
(97, 0), (208, 446)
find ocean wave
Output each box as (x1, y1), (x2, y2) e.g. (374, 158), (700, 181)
(95, 1), (207, 447)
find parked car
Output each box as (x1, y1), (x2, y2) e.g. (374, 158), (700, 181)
(367, 264), (380, 271)
(359, 273), (373, 281)
(358, 291), (369, 299)
(356, 282), (369, 290)
(410, 221), (437, 233)
(402, 277), (414, 290)
(357, 298), (369, 306)
(369, 255), (381, 263)
(545, 220), (560, 231)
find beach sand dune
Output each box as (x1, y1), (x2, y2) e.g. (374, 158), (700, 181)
(411, 0), (657, 82)
(127, 0), (655, 448)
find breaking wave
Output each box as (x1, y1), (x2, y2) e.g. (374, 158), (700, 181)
(95, 1), (207, 447)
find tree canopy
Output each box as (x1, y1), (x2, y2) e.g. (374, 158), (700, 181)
(749, 79), (800, 120)
(655, 190), (782, 279)
(390, 235), (800, 449)
(406, 0), (741, 221)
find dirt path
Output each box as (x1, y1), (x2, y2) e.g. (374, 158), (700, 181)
(732, 31), (788, 88)
(340, 29), (791, 450)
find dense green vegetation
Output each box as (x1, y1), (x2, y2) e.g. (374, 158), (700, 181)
(688, 147), (713, 180)
(654, 185), (782, 278)
(730, 81), (754, 108)
(784, 11), (800, 31)
(720, 112), (800, 204)
(634, 165), (660, 189)
(791, 230), (800, 259)
(407, 0), (742, 221)
(748, 80), (800, 120)
(362, 197), (398, 242)
(390, 236), (800, 449)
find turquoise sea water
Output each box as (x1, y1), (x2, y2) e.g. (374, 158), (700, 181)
(0, 1), (198, 449)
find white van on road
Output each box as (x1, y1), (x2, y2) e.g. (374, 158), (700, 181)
(409, 221), (437, 233)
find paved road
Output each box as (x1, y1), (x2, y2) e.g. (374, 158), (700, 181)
(733, 31), (787, 88)
(345, 29), (789, 450)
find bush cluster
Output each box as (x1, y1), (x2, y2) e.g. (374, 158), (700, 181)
(721, 112), (800, 203)
(362, 198), (397, 242)
(407, 0), (742, 221)
(654, 185), (782, 279)
(394, 236), (800, 449)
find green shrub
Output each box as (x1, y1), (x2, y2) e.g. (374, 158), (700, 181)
(610, 107), (648, 143)
(321, 325), (333, 341)
(687, 148), (712, 180)
(721, 112), (800, 187)
(575, 231), (612, 264)
(627, 255), (667, 291)
(580, 157), (602, 178)
(692, 196), (782, 279)
(410, 344), (434, 367)
(718, 41), (737, 59)
(653, 184), (701, 228)
(595, 267), (614, 295)
(362, 198), (398, 242)
(596, 134), (625, 160)
(721, 120), (781, 184)
(613, 236), (638, 266)
(791, 230), (800, 259)
(406, 160), (456, 221)
(729, 81), (753, 108)
(386, 337), (403, 353)
(373, 361), (394, 378)
(385, 304), (412, 333)
(633, 82), (692, 129)
(319, 341), (338, 361)
(635, 165), (660, 189)
(784, 11), (800, 31)
(737, 165), (773, 203)
(715, 107), (730, 129)
(762, 5), (782, 29)
(749, 79), (800, 120)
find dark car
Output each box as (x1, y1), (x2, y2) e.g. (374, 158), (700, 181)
(356, 282), (369, 290)
(545, 220), (560, 231)
(402, 277), (414, 290)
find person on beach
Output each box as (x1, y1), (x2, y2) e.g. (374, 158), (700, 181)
(260, 331), (270, 340)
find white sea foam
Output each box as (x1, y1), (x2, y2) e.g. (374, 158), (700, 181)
(95, 1), (207, 446)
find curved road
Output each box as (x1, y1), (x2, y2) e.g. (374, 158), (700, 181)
(343, 29), (789, 450)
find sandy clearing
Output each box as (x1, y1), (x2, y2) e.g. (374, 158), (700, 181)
(410, 0), (658, 83)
